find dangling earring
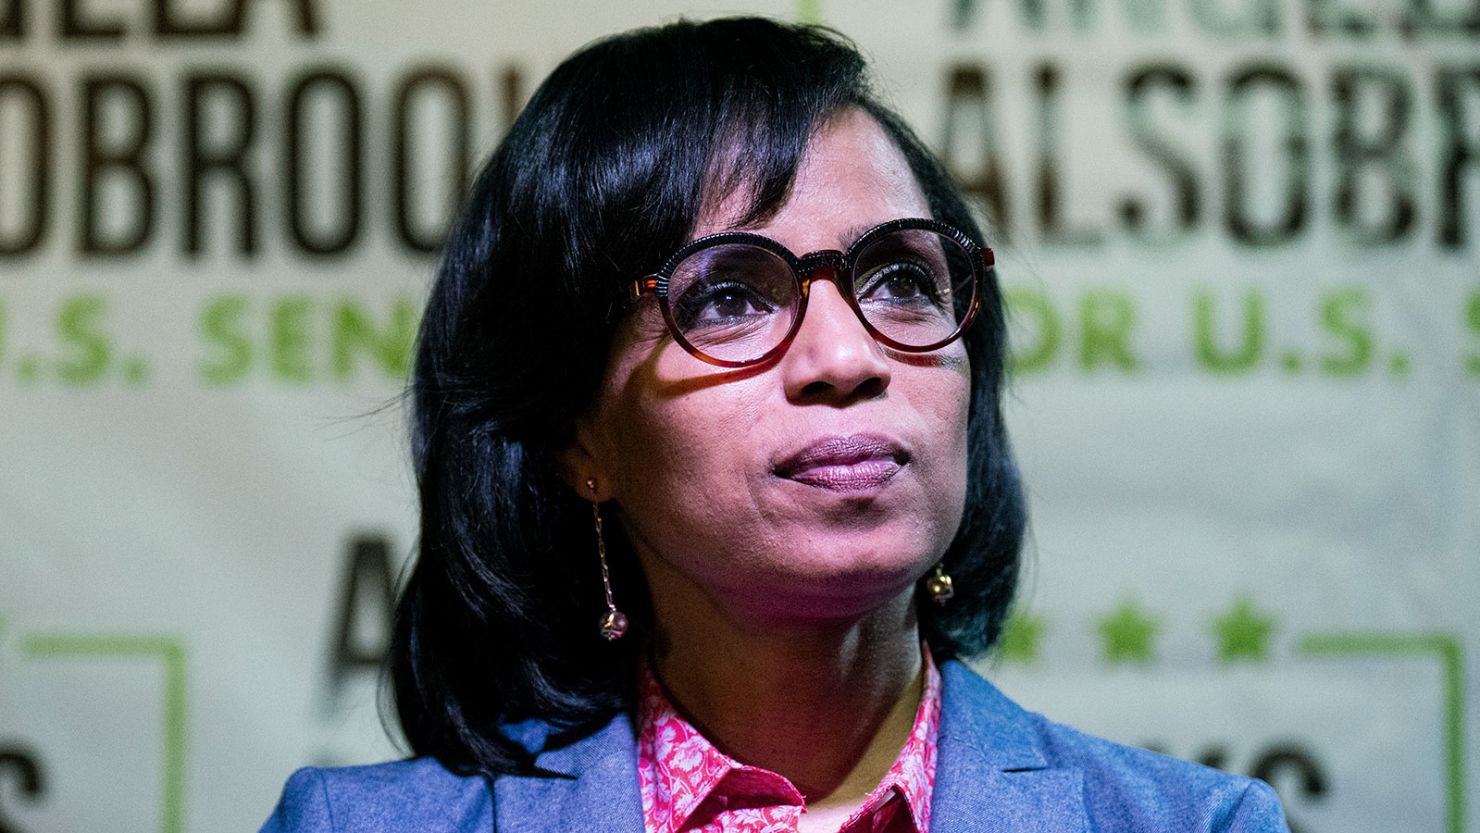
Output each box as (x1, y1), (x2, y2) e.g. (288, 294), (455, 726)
(588, 479), (628, 640)
(925, 561), (955, 606)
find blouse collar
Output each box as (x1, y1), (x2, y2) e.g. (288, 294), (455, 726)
(634, 642), (943, 833)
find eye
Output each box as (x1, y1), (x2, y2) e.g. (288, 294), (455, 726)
(857, 260), (942, 306)
(672, 278), (779, 330)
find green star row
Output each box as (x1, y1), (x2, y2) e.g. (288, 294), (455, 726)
(997, 596), (1278, 665)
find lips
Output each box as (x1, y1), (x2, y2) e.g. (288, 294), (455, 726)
(773, 434), (909, 493)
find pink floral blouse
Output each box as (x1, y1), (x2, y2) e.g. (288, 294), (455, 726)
(634, 647), (942, 833)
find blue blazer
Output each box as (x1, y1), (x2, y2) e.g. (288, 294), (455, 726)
(260, 659), (1288, 832)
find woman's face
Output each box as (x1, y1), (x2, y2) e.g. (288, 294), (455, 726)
(569, 109), (971, 628)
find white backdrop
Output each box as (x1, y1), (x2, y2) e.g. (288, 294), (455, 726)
(1, 1), (1476, 831)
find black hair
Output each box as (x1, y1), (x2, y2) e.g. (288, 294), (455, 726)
(390, 16), (1025, 777)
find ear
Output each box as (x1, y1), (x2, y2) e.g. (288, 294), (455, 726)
(557, 414), (615, 503)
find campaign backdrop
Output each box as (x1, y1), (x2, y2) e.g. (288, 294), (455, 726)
(1, 0), (1477, 831)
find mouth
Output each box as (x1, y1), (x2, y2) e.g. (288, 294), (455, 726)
(772, 433), (910, 493)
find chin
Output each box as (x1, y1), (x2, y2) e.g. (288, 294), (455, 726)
(745, 587), (920, 629)
(733, 551), (935, 622)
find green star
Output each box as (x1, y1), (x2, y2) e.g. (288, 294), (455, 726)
(1211, 596), (1276, 663)
(998, 611), (1047, 664)
(1098, 598), (1160, 665)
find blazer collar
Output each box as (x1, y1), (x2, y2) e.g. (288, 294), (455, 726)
(930, 659), (1088, 832)
(492, 658), (1086, 833)
(492, 713), (646, 833)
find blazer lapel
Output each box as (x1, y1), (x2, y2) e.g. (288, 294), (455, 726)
(930, 660), (1088, 833)
(491, 661), (1086, 833)
(492, 713), (647, 833)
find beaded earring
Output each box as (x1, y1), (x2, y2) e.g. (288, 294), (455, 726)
(587, 479), (628, 640)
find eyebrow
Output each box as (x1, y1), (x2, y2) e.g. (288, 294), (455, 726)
(837, 222), (880, 248)
(695, 219), (903, 250)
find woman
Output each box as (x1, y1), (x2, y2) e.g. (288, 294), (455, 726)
(261, 16), (1287, 833)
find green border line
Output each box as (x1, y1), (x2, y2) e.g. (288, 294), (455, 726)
(23, 634), (186, 833)
(796, 0), (822, 24)
(1299, 632), (1464, 833)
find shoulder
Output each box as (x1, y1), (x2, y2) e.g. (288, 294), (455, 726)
(937, 659), (1288, 832)
(1029, 715), (1287, 831)
(258, 758), (492, 833)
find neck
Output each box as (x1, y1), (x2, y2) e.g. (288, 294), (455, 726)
(644, 574), (925, 805)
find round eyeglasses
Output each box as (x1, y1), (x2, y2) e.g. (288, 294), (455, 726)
(631, 218), (993, 369)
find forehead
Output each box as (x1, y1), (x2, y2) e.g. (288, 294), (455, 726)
(692, 109), (931, 251)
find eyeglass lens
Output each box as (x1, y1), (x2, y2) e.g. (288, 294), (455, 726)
(665, 228), (975, 365)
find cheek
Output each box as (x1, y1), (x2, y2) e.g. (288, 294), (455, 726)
(598, 367), (769, 535)
(595, 319), (768, 504)
(916, 353), (973, 523)
(914, 347), (971, 439)
(602, 390), (791, 594)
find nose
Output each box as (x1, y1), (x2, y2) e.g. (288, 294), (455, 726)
(781, 267), (892, 403)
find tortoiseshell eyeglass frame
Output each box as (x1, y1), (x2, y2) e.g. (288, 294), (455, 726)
(629, 217), (994, 369)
